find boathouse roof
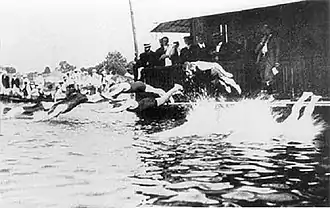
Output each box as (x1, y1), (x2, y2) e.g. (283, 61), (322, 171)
(151, 0), (306, 33)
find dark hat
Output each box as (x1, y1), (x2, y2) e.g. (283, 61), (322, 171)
(143, 43), (151, 48)
(162, 36), (169, 41)
(184, 36), (192, 40)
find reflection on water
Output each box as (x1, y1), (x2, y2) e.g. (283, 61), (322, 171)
(0, 100), (329, 207)
(133, 134), (329, 207)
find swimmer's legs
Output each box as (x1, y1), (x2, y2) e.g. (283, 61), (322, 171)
(36, 104), (67, 121)
(3, 107), (24, 118)
(212, 63), (233, 78)
(105, 83), (131, 98)
(285, 92), (313, 122)
(221, 77), (242, 94)
(217, 79), (231, 93)
(155, 84), (183, 106)
(300, 95), (322, 120)
(145, 84), (166, 96)
(145, 84), (175, 103)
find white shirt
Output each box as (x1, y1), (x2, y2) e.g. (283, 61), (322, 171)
(198, 43), (206, 48)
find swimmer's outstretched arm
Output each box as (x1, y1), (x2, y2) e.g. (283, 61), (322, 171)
(85, 93), (109, 104)
(93, 101), (134, 113)
(34, 104), (67, 122)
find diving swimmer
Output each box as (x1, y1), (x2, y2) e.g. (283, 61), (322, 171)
(103, 81), (168, 99)
(94, 84), (183, 113)
(3, 85), (109, 121)
(185, 61), (242, 94)
(281, 92), (322, 124)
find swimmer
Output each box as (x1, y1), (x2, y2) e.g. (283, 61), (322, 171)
(94, 84), (183, 113)
(103, 81), (169, 99)
(3, 86), (109, 121)
(282, 92), (322, 124)
(185, 61), (241, 94)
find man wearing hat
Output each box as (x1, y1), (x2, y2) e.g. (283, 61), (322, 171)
(154, 36), (173, 66)
(254, 24), (280, 94)
(137, 43), (156, 68)
(134, 43), (157, 80)
(180, 36), (200, 63)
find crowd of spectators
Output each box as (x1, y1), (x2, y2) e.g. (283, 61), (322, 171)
(0, 68), (133, 102)
(135, 35), (221, 70)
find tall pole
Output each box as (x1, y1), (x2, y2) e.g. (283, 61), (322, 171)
(129, 0), (139, 59)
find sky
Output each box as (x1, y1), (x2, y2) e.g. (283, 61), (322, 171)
(0, 0), (301, 73)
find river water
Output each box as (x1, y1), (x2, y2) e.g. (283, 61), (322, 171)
(0, 100), (329, 207)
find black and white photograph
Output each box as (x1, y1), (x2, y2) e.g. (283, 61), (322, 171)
(0, 0), (329, 207)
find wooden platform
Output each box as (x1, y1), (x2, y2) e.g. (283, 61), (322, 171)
(170, 100), (330, 107)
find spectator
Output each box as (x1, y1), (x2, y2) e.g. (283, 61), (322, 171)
(170, 41), (181, 65)
(180, 36), (200, 63)
(35, 73), (45, 87)
(2, 71), (11, 94)
(196, 35), (212, 61)
(254, 24), (280, 93)
(30, 83), (40, 100)
(137, 43), (157, 68)
(155, 37), (173, 66)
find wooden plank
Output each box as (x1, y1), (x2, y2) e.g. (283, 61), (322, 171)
(169, 101), (330, 107)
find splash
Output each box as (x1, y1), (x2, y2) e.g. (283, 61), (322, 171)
(156, 96), (327, 144)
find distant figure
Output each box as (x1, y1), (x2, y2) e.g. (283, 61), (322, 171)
(196, 35), (212, 61)
(11, 73), (21, 96)
(30, 83), (40, 100)
(135, 43), (157, 80)
(3, 85), (108, 121)
(180, 36), (200, 63)
(254, 24), (280, 93)
(170, 41), (181, 65)
(90, 69), (102, 94)
(1, 71), (10, 94)
(154, 37), (172, 66)
(11, 73), (20, 89)
(35, 73), (45, 87)
(53, 81), (66, 102)
(21, 76), (32, 98)
(137, 43), (157, 68)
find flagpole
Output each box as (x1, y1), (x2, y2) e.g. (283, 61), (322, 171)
(129, 0), (139, 59)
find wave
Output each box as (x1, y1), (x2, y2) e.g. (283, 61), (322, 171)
(154, 96), (327, 144)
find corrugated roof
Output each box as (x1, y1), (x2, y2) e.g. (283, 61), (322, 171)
(151, 0), (306, 33)
(151, 19), (191, 33)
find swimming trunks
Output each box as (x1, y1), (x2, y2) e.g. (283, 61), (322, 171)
(48, 93), (88, 115)
(127, 97), (157, 113)
(22, 103), (46, 115)
(126, 81), (146, 93)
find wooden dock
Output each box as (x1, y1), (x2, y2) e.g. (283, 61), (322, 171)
(170, 100), (330, 107)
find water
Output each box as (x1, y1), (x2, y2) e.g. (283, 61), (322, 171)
(0, 99), (329, 207)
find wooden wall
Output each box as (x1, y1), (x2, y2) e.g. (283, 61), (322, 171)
(192, 0), (330, 98)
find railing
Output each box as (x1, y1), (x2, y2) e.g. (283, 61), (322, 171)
(220, 55), (329, 98)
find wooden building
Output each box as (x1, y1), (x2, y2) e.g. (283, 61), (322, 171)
(151, 0), (330, 98)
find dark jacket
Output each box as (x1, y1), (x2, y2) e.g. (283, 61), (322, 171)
(11, 78), (20, 88)
(180, 45), (200, 63)
(137, 51), (157, 68)
(154, 47), (166, 66)
(198, 43), (213, 62)
(255, 34), (280, 66)
(2, 75), (10, 89)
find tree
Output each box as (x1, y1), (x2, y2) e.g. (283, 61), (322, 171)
(56, 61), (76, 73)
(0, 66), (16, 74)
(43, 66), (51, 74)
(101, 51), (128, 75)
